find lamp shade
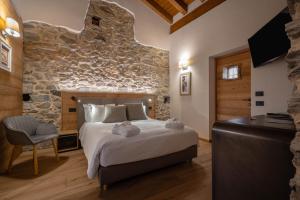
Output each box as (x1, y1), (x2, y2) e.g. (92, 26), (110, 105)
(5, 17), (20, 37)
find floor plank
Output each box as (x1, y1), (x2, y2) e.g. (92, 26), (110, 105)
(0, 141), (211, 200)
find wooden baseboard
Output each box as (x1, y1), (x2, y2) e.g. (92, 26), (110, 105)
(198, 137), (211, 143)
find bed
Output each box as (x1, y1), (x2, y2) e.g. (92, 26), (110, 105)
(75, 94), (198, 189)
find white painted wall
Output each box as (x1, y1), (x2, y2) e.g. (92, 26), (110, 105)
(251, 58), (293, 116)
(11, 0), (170, 50)
(169, 0), (290, 140)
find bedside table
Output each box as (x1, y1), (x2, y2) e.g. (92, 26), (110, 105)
(58, 130), (79, 153)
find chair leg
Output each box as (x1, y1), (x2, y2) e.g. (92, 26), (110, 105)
(7, 145), (22, 174)
(33, 145), (38, 175)
(7, 145), (16, 173)
(51, 139), (59, 161)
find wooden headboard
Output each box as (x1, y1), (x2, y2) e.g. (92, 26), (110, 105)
(61, 91), (156, 131)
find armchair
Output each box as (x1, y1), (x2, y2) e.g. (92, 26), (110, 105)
(3, 115), (59, 175)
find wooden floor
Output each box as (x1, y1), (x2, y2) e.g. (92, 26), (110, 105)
(0, 141), (211, 200)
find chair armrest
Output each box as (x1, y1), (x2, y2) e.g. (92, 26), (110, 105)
(36, 123), (58, 135)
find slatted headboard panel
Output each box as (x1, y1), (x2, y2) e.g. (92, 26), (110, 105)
(61, 91), (156, 131)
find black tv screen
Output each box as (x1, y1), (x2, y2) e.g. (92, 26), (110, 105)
(248, 8), (292, 68)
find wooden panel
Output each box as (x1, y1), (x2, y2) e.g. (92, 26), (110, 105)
(170, 0), (226, 33)
(155, 0), (179, 16)
(0, 0), (24, 173)
(216, 50), (251, 121)
(166, 0), (187, 15)
(184, 0), (196, 4)
(61, 92), (157, 131)
(140, 0), (173, 24)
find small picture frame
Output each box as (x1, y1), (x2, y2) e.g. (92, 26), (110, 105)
(0, 39), (12, 72)
(180, 72), (191, 96)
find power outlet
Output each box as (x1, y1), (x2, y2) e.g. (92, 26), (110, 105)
(255, 91), (264, 96)
(69, 108), (76, 112)
(256, 101), (264, 106)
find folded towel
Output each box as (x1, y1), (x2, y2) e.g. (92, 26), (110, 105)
(165, 118), (184, 129)
(112, 121), (141, 137)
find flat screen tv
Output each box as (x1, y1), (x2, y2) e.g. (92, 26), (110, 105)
(248, 8), (292, 68)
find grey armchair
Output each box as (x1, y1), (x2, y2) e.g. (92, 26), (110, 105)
(3, 115), (59, 175)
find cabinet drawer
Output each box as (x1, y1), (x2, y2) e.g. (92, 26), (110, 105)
(58, 133), (78, 152)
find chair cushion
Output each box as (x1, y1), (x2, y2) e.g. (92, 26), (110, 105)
(36, 123), (58, 135)
(31, 134), (58, 144)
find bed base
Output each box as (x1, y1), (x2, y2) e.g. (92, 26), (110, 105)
(98, 145), (198, 189)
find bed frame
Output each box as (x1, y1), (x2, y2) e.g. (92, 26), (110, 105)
(99, 145), (197, 189)
(72, 92), (198, 189)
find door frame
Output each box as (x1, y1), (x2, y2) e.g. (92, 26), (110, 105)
(208, 47), (251, 140)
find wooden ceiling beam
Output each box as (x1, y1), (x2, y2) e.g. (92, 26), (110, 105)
(170, 0), (226, 33)
(167, 0), (188, 15)
(140, 0), (173, 24)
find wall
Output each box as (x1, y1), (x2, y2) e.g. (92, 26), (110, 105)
(22, 0), (170, 127)
(11, 0), (170, 50)
(251, 58), (293, 116)
(169, 0), (289, 140)
(0, 0), (23, 172)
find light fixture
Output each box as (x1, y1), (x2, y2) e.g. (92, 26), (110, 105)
(179, 58), (190, 70)
(0, 17), (5, 31)
(0, 17), (20, 38)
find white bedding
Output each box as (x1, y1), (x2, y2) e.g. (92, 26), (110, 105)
(79, 119), (198, 179)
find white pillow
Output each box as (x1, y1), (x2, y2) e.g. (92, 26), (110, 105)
(83, 104), (105, 122)
(83, 104), (92, 122)
(143, 104), (147, 115)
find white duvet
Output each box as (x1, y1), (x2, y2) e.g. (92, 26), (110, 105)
(79, 119), (198, 179)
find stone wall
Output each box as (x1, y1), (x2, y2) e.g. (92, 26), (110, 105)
(287, 0), (300, 199)
(22, 0), (170, 127)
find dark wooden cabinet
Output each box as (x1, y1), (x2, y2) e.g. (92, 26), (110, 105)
(212, 116), (296, 200)
(58, 130), (79, 153)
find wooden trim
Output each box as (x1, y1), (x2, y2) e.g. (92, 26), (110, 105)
(140, 0), (173, 24)
(199, 137), (211, 143)
(60, 129), (78, 136)
(170, 0), (226, 33)
(167, 0), (188, 14)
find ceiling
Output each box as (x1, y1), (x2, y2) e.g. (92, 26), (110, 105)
(155, 0), (196, 16)
(140, 0), (226, 33)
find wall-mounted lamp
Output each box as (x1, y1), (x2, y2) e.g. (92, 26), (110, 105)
(179, 58), (190, 71)
(0, 17), (20, 38)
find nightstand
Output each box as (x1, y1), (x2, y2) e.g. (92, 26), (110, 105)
(58, 130), (79, 153)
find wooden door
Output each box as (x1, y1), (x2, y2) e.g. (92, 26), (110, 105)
(216, 50), (251, 121)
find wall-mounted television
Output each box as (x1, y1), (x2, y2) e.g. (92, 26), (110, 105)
(248, 8), (292, 68)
